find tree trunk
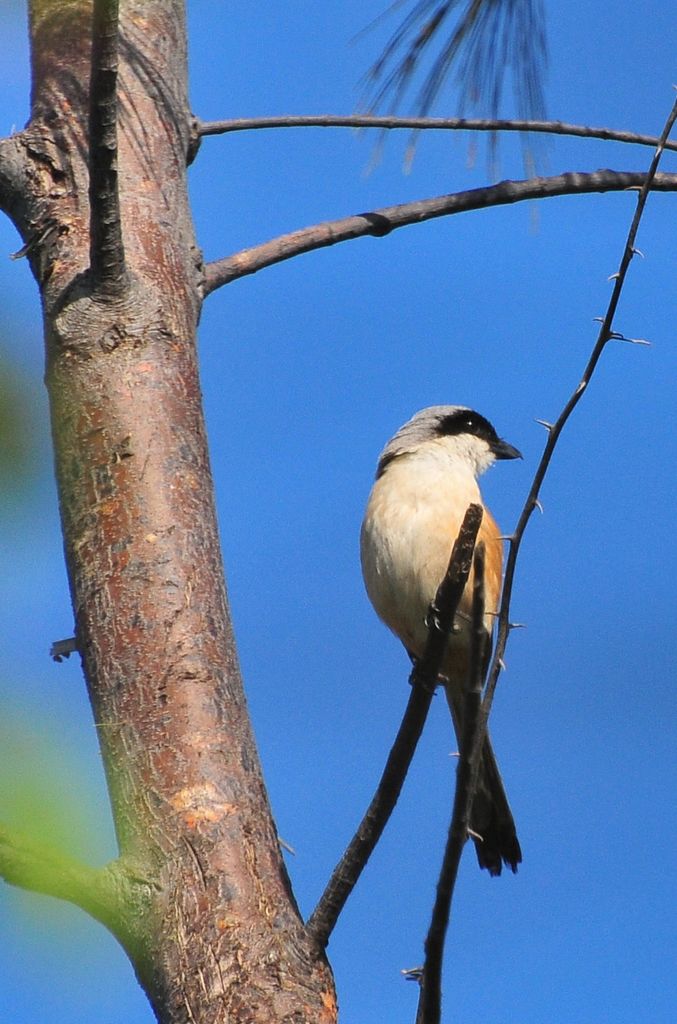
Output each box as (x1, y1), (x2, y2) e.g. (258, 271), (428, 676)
(0, 2), (336, 1020)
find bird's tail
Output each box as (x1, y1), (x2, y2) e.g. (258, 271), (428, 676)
(444, 684), (522, 876)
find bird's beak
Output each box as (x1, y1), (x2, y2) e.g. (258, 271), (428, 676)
(492, 438), (522, 460)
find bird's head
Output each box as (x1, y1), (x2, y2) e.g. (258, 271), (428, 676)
(376, 405), (522, 480)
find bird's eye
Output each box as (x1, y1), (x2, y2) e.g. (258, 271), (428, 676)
(436, 411), (490, 439)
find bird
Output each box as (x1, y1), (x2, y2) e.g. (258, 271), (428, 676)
(360, 405), (522, 875)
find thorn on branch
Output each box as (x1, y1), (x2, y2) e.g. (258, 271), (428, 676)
(609, 331), (651, 346)
(534, 417), (554, 431)
(50, 637), (78, 662)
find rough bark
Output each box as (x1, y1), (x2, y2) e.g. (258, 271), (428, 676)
(0, 2), (336, 1021)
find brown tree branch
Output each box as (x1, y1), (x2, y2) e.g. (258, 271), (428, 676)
(89, 0), (126, 294)
(196, 113), (677, 155)
(203, 170), (677, 294)
(306, 504), (484, 951)
(483, 96), (677, 774)
(416, 544), (488, 1024)
(12, 3), (337, 1021)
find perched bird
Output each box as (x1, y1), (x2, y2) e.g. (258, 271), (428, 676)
(360, 406), (522, 875)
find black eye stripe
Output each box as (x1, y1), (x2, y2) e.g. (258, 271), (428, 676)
(435, 410), (498, 444)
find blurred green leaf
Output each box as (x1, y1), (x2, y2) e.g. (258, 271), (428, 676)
(0, 355), (42, 495)
(0, 711), (105, 860)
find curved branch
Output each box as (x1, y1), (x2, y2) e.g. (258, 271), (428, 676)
(306, 504), (484, 951)
(483, 98), (677, 753)
(196, 113), (677, 155)
(203, 170), (677, 294)
(89, 0), (126, 293)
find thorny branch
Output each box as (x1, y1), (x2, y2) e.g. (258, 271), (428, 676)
(306, 504), (484, 950)
(482, 95), (677, 744)
(203, 170), (677, 294)
(404, 97), (677, 1024)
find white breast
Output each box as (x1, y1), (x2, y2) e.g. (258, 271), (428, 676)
(360, 447), (483, 658)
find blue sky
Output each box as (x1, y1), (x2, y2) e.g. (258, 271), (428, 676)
(0, 3), (675, 1022)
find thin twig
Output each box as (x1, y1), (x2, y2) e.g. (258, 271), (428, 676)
(89, 0), (126, 294)
(196, 113), (677, 155)
(203, 170), (677, 294)
(416, 544), (488, 1024)
(483, 95), (677, 735)
(306, 504), (484, 950)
